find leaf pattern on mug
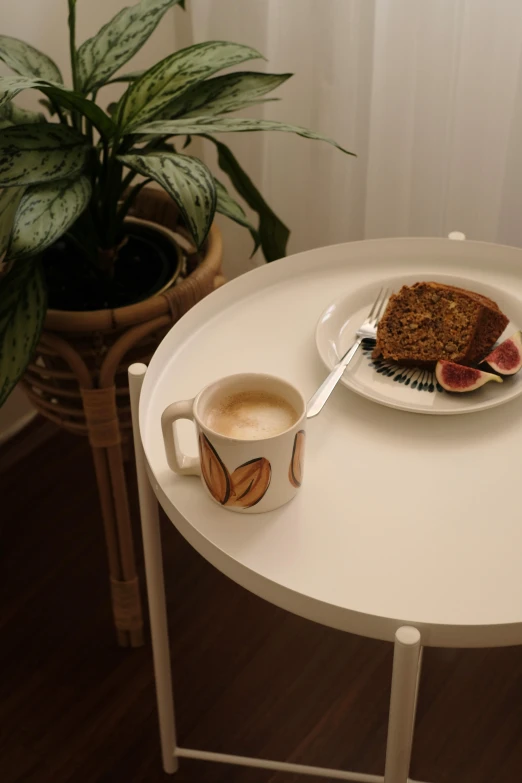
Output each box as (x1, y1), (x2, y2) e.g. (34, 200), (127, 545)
(288, 430), (305, 488)
(198, 434), (271, 509)
(227, 458), (271, 509)
(199, 433), (230, 504)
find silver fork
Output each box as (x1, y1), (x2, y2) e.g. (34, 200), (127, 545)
(307, 288), (390, 418)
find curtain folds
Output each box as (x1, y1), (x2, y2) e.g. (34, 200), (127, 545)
(180, 0), (522, 274)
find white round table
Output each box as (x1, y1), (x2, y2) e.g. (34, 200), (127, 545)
(129, 237), (522, 783)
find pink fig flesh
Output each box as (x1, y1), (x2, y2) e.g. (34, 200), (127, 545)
(435, 360), (503, 393)
(484, 331), (522, 375)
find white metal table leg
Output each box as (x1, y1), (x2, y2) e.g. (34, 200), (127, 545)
(412, 646), (423, 742)
(129, 363), (178, 774)
(384, 626), (422, 783)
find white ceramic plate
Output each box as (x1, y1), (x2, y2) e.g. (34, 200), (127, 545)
(316, 273), (522, 415)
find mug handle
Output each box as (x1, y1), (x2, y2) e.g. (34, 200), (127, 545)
(161, 400), (201, 476)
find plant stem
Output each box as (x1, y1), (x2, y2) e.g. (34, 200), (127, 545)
(101, 137), (110, 188)
(107, 159), (124, 245)
(98, 132), (125, 249)
(98, 137), (113, 244)
(64, 229), (96, 268)
(115, 178), (152, 229)
(50, 99), (69, 125)
(120, 168), (137, 195)
(141, 136), (172, 154)
(67, 0), (81, 130)
(85, 90), (97, 146)
(68, 0), (79, 90)
(118, 135), (137, 155)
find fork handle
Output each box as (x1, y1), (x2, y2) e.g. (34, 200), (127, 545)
(307, 339), (362, 418)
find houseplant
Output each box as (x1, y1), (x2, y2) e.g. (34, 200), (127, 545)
(0, 0), (354, 645)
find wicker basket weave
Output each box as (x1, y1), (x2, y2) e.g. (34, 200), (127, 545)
(21, 187), (224, 646)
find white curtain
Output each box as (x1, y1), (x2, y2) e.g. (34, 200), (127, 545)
(177, 0), (522, 277)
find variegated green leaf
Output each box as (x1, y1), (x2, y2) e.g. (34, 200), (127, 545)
(214, 179), (259, 251)
(0, 75), (49, 107)
(0, 77), (116, 138)
(9, 176), (91, 260)
(208, 136), (289, 262)
(105, 70), (144, 86)
(0, 259), (46, 406)
(130, 116), (356, 155)
(0, 101), (45, 129)
(0, 35), (63, 83)
(78, 0), (184, 93)
(0, 124), (89, 187)
(118, 152), (216, 246)
(0, 187), (25, 257)
(164, 71), (291, 119)
(43, 88), (116, 138)
(116, 41), (263, 131)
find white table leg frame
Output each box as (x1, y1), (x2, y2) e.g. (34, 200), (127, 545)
(129, 363), (430, 783)
(129, 364), (178, 774)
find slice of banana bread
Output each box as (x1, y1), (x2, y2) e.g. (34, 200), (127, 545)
(374, 282), (509, 368)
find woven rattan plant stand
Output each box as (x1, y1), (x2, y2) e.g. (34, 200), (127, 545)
(21, 188), (224, 647)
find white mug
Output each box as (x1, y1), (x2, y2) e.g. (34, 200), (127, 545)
(161, 373), (306, 513)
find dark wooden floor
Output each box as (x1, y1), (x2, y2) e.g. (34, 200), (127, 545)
(2, 427), (522, 783)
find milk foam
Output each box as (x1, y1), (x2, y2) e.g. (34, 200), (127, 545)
(206, 390), (298, 440)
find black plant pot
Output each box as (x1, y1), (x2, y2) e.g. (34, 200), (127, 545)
(42, 218), (183, 312)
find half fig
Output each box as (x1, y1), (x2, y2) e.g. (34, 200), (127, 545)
(484, 331), (522, 375)
(435, 360), (503, 393)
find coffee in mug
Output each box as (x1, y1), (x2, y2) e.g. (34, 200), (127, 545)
(204, 390), (299, 440)
(161, 373), (306, 513)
